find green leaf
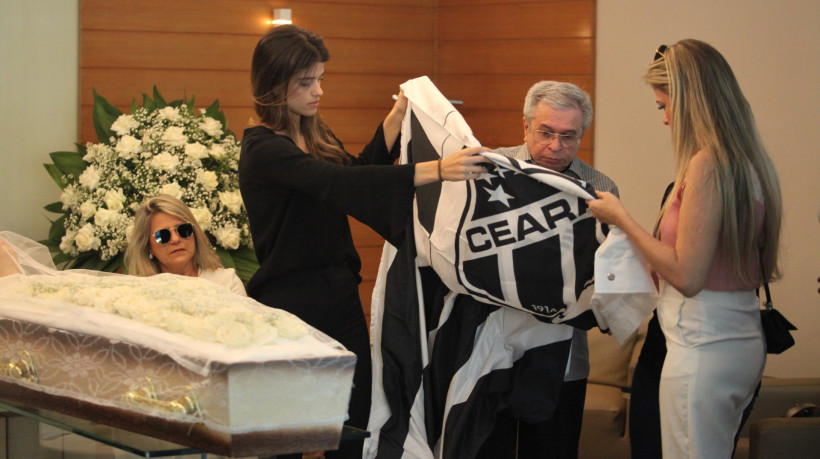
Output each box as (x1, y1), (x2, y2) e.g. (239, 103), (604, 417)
(142, 92), (157, 112)
(101, 254), (124, 273)
(47, 215), (66, 241)
(50, 151), (87, 177)
(43, 163), (67, 188)
(38, 238), (60, 251)
(51, 251), (75, 266)
(229, 246), (259, 282)
(204, 99), (224, 121)
(44, 201), (64, 213)
(186, 95), (195, 114)
(92, 89), (123, 144)
(215, 247), (235, 268)
(152, 86), (167, 106)
(73, 253), (109, 271)
(63, 251), (95, 270)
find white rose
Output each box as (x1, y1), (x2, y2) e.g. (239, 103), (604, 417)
(161, 126), (188, 147)
(196, 170), (218, 191)
(82, 143), (105, 162)
(115, 135), (142, 159)
(94, 208), (120, 228)
(60, 231), (79, 256)
(110, 114), (139, 135)
(103, 188), (126, 211)
(209, 144), (226, 159)
(190, 207), (213, 230)
(78, 165), (101, 190)
(149, 152), (180, 171)
(199, 117), (224, 138)
(219, 190), (243, 214)
(75, 223), (101, 252)
(275, 314), (309, 340)
(184, 142), (209, 160)
(60, 187), (77, 209)
(80, 200), (97, 220)
(157, 106), (181, 122)
(159, 182), (183, 200)
(213, 226), (241, 250)
(215, 322), (252, 347)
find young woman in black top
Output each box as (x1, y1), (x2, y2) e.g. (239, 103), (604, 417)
(240, 25), (488, 458)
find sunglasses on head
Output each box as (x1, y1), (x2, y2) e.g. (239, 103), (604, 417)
(153, 222), (194, 244)
(654, 44), (667, 61)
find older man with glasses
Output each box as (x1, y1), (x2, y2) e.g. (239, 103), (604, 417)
(482, 80), (618, 459)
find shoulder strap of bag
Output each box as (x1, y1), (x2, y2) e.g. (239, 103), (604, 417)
(762, 280), (773, 311)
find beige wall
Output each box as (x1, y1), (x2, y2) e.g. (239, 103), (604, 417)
(596, 0), (820, 377)
(0, 0), (78, 240)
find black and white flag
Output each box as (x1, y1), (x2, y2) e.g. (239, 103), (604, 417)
(365, 77), (654, 459)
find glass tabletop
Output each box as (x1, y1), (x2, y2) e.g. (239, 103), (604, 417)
(0, 397), (203, 457)
(0, 397), (369, 458)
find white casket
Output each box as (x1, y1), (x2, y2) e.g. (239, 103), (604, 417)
(0, 272), (356, 457)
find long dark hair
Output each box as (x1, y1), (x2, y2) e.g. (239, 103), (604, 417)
(251, 25), (350, 165)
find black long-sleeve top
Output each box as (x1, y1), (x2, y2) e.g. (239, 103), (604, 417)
(239, 124), (414, 302)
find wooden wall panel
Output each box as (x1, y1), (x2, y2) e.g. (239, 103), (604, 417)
(439, 0), (584, 6)
(82, 0), (435, 35)
(288, 3), (436, 40)
(437, 2), (595, 40)
(436, 75), (595, 111)
(80, 70), (418, 116)
(435, 0), (596, 155)
(81, 0), (273, 34)
(79, 0), (436, 143)
(437, 39), (593, 76)
(81, 31), (257, 71)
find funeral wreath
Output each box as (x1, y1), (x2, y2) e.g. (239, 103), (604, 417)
(41, 88), (258, 281)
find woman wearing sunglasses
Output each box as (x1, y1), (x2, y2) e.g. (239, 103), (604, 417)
(124, 195), (246, 296)
(587, 39), (782, 458)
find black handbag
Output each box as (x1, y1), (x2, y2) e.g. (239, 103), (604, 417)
(759, 282), (797, 354)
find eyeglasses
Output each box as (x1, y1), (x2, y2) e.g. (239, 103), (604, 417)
(654, 44), (667, 61)
(153, 223), (194, 244)
(531, 129), (580, 148)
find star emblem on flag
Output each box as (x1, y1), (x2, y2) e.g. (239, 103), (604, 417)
(482, 184), (515, 207)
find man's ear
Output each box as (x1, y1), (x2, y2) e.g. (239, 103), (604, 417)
(522, 116), (528, 142)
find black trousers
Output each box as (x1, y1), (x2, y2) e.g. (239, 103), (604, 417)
(476, 378), (587, 459)
(256, 269), (371, 459)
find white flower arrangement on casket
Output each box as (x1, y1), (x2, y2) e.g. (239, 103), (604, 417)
(41, 88), (258, 281)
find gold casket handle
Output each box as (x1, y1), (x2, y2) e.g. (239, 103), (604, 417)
(1, 351), (38, 383)
(124, 378), (202, 419)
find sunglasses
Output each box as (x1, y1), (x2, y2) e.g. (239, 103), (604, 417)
(153, 222), (194, 244)
(654, 44), (667, 61)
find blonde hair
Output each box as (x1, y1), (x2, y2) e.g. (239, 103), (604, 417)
(250, 25), (350, 165)
(124, 195), (223, 276)
(647, 39), (782, 284)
